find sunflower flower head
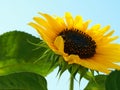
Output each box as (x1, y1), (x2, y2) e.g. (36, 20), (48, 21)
(29, 12), (120, 76)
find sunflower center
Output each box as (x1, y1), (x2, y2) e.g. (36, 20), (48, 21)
(59, 29), (96, 59)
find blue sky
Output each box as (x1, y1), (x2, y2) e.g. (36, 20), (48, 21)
(0, 0), (120, 90)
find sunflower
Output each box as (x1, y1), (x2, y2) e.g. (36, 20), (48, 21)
(29, 12), (120, 74)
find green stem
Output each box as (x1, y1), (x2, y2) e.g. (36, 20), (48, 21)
(70, 75), (74, 90)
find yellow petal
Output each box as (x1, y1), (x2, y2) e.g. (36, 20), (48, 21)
(83, 59), (110, 74)
(107, 36), (119, 42)
(29, 22), (54, 39)
(56, 17), (66, 29)
(74, 15), (83, 28)
(64, 54), (110, 74)
(65, 12), (74, 28)
(94, 57), (120, 70)
(33, 17), (59, 36)
(39, 12), (62, 33)
(33, 17), (51, 30)
(90, 25), (110, 40)
(87, 24), (101, 37)
(64, 54), (80, 62)
(100, 25), (110, 35)
(29, 23), (54, 44)
(79, 20), (91, 31)
(104, 30), (115, 37)
(90, 24), (101, 30)
(54, 36), (66, 55)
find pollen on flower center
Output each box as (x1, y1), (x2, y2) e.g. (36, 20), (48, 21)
(59, 29), (96, 59)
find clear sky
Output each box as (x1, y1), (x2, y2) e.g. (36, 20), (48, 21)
(0, 0), (120, 90)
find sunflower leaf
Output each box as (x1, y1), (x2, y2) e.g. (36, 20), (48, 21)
(84, 75), (106, 90)
(57, 56), (69, 78)
(105, 70), (120, 90)
(78, 66), (88, 83)
(0, 31), (58, 76)
(0, 72), (47, 90)
(68, 64), (79, 76)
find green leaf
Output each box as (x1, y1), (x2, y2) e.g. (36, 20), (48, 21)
(0, 72), (47, 90)
(84, 75), (106, 90)
(78, 66), (88, 80)
(0, 31), (58, 76)
(105, 70), (120, 90)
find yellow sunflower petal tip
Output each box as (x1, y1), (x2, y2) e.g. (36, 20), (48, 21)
(38, 12), (43, 15)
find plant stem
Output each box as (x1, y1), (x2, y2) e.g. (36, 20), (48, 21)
(70, 75), (74, 90)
